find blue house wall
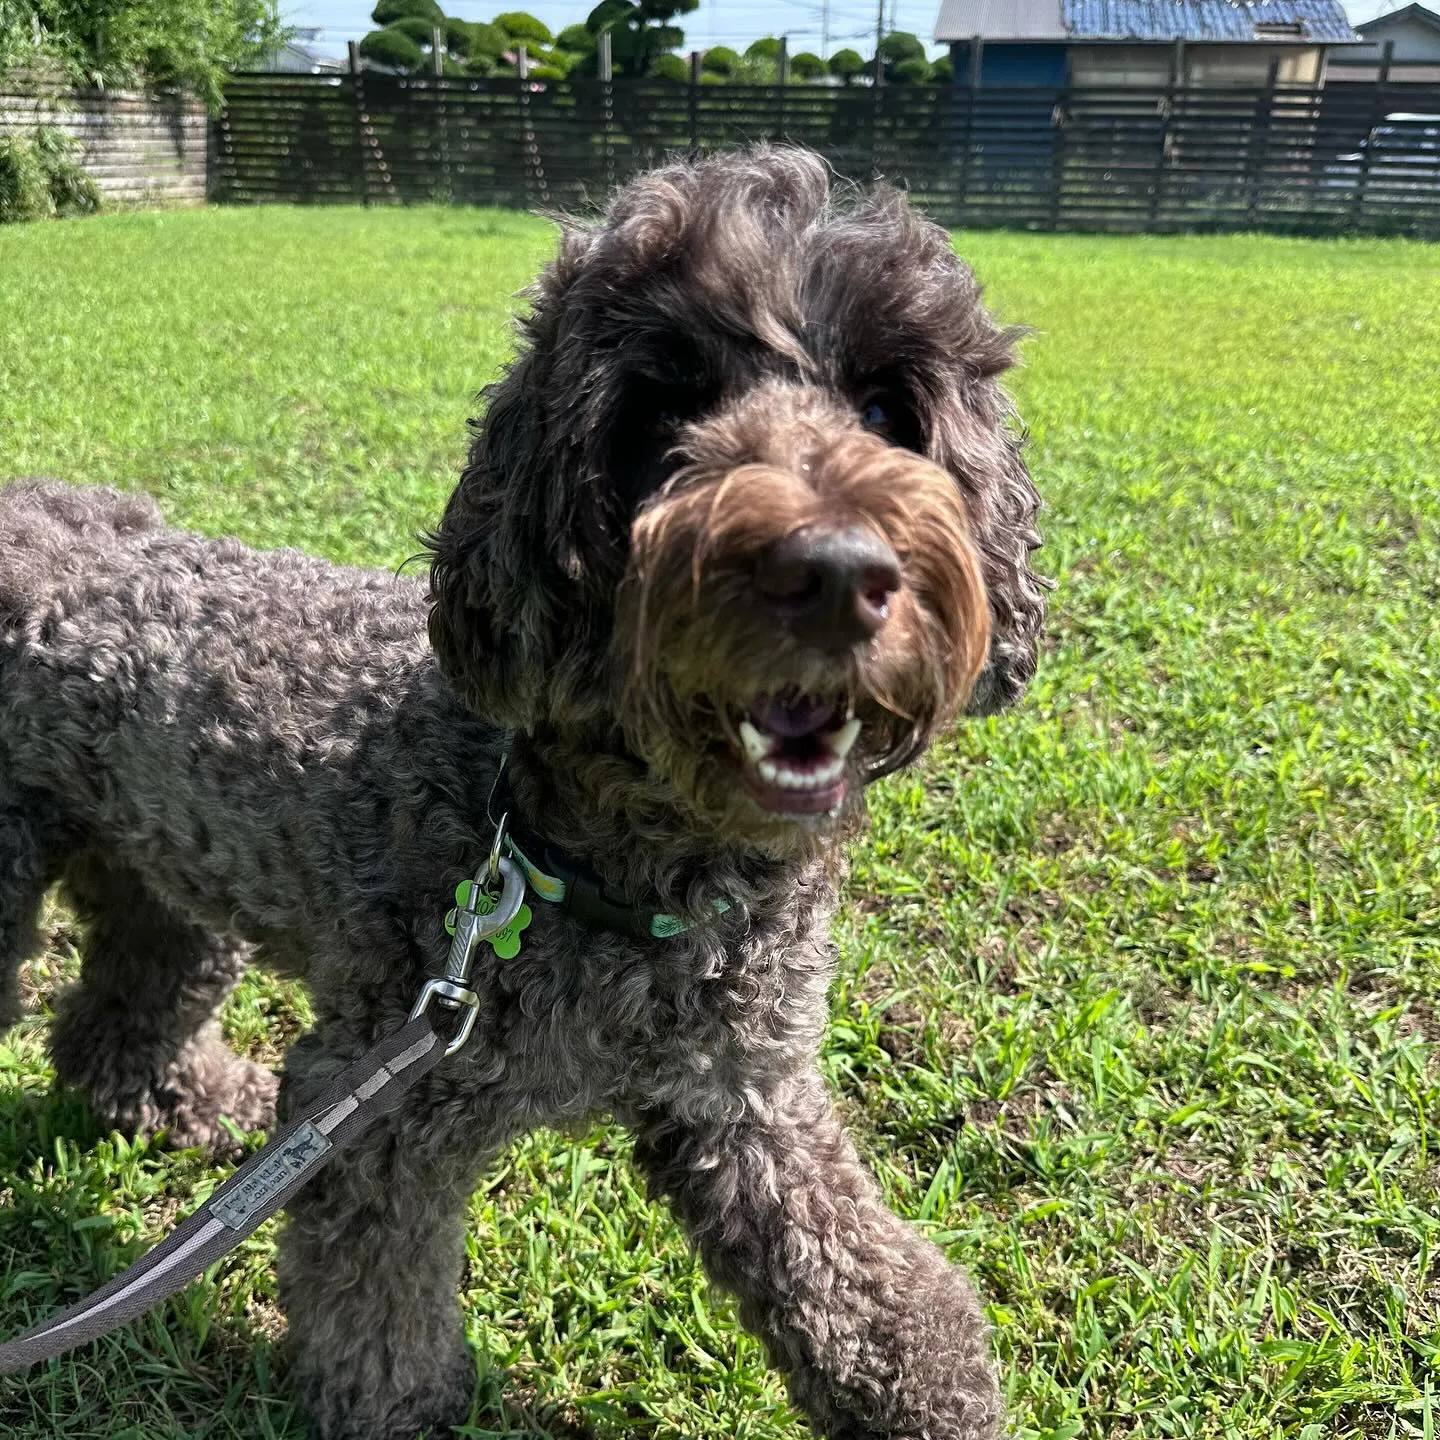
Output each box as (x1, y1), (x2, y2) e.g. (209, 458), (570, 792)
(947, 42), (1069, 86)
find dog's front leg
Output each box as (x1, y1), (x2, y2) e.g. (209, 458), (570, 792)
(275, 1029), (490, 1440)
(633, 1068), (1001, 1440)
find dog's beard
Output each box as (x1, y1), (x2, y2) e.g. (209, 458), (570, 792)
(611, 419), (992, 854)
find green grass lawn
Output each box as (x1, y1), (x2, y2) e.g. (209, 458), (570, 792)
(1, 205), (1438, 1440)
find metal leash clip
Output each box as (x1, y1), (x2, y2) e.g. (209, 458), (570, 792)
(410, 816), (525, 1056)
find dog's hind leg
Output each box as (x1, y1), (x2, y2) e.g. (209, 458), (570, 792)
(0, 789), (55, 1030)
(49, 851), (278, 1152)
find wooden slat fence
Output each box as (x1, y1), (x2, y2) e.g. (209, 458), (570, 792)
(212, 70), (1440, 236)
(2, 87), (206, 206)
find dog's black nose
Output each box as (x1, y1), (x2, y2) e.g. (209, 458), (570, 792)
(754, 526), (902, 647)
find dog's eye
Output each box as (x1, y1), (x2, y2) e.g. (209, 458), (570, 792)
(860, 400), (889, 431)
(858, 391), (923, 452)
(607, 374), (714, 513)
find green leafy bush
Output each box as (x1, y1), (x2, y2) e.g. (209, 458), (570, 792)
(789, 50), (825, 80)
(32, 125), (101, 217)
(2, 0), (288, 111)
(0, 136), (55, 224)
(828, 47), (865, 83)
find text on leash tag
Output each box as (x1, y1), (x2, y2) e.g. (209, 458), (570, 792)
(210, 1121), (333, 1229)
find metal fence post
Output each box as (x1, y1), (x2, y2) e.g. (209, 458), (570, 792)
(777, 36), (787, 136)
(1353, 40), (1394, 228)
(689, 50), (701, 152)
(1149, 37), (1181, 226)
(348, 40), (370, 205)
(1244, 57), (1280, 226)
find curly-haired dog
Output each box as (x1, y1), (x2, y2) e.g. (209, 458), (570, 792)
(0, 148), (1044, 1439)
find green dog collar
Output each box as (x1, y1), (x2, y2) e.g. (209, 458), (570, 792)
(492, 765), (728, 942)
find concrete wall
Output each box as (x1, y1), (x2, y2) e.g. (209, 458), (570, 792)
(0, 87), (207, 206)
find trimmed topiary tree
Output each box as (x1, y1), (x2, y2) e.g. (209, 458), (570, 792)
(390, 15), (439, 46)
(495, 11), (553, 44)
(359, 26), (425, 70)
(650, 51), (687, 80)
(468, 20), (509, 57)
(828, 47), (864, 84)
(555, 23), (595, 54)
(371, 0), (444, 26)
(789, 51), (825, 81)
(583, 0), (698, 79)
(700, 44), (738, 77)
(890, 55), (930, 83)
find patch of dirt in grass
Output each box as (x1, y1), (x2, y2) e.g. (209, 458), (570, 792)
(857, 963), (974, 1062)
(963, 1078), (1073, 1135)
(481, 1384), (597, 1438)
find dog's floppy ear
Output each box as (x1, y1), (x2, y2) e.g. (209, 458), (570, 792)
(427, 226), (610, 729)
(926, 363), (1047, 717)
(960, 425), (1047, 716)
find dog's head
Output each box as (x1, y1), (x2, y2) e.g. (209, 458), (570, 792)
(429, 147), (1044, 852)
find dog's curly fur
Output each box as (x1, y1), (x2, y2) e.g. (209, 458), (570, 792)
(0, 148), (1044, 1440)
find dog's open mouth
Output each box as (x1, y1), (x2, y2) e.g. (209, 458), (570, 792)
(728, 689), (860, 816)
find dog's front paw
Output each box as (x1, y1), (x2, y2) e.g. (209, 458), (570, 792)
(299, 1341), (474, 1440)
(792, 1264), (1003, 1440)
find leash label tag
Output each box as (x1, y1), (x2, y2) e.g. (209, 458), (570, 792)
(210, 1121), (333, 1229)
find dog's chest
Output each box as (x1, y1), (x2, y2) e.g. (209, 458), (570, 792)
(459, 912), (835, 1124)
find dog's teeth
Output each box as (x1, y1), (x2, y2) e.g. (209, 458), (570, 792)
(738, 720), (773, 764)
(766, 755), (846, 791)
(758, 758), (779, 783)
(826, 717), (861, 759)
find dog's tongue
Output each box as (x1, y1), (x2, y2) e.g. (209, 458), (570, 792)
(751, 693), (835, 738)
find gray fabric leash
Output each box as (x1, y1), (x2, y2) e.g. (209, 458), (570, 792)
(0, 1015), (445, 1372)
(0, 853), (527, 1375)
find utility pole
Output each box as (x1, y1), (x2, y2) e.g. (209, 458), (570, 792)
(821, 0), (829, 57)
(874, 0), (885, 83)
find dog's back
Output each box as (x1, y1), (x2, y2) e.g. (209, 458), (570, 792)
(0, 481), (163, 633)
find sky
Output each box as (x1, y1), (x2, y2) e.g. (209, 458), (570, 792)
(287, 0), (1401, 64)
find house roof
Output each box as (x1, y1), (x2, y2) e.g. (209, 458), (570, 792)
(935, 0), (1357, 44)
(1356, 4), (1440, 36)
(933, 0), (1067, 40)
